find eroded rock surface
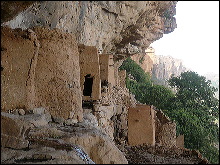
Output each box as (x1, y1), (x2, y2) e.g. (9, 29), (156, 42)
(2, 1), (177, 55)
(131, 46), (189, 86)
(1, 1), (210, 164)
(1, 109), (127, 164)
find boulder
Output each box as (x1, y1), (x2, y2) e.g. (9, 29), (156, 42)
(61, 122), (128, 164)
(1, 112), (30, 149)
(1, 146), (94, 164)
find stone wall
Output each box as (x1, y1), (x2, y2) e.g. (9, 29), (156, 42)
(93, 104), (115, 140)
(1, 26), (83, 121)
(118, 70), (127, 88)
(128, 104), (155, 146)
(155, 110), (176, 147)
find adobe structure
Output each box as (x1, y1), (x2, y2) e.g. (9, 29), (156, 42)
(128, 105), (156, 146)
(1, 27), (83, 121)
(1, 26), (184, 148)
(78, 44), (101, 101)
(99, 54), (116, 87)
(176, 134), (185, 148)
(128, 104), (183, 148)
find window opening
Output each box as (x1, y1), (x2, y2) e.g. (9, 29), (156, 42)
(83, 74), (93, 96)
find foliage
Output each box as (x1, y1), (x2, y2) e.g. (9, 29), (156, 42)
(120, 58), (219, 164)
(119, 57), (151, 83)
(168, 71), (218, 115)
(120, 57), (175, 109)
(167, 71), (219, 164)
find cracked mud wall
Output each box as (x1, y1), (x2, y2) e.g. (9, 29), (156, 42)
(1, 26), (83, 121)
(1, 27), (35, 111)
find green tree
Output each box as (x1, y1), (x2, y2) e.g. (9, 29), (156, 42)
(120, 57), (175, 109)
(120, 59), (219, 163)
(119, 57), (151, 83)
(167, 71), (219, 164)
(168, 71), (218, 117)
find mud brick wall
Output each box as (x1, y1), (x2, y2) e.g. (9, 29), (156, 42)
(1, 26), (83, 121)
(128, 104), (155, 146)
(99, 54), (115, 86)
(79, 44), (101, 101)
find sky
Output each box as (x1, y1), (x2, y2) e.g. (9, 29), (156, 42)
(151, 1), (219, 76)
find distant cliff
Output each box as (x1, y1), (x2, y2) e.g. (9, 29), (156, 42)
(131, 46), (189, 86)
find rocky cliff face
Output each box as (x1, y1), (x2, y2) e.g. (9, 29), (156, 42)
(131, 46), (189, 86)
(152, 55), (189, 85)
(2, 1), (177, 55)
(1, 1), (208, 164)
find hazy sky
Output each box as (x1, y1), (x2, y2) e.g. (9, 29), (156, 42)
(151, 1), (219, 75)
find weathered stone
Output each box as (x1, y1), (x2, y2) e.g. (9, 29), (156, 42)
(52, 116), (65, 124)
(22, 114), (50, 127)
(1, 112), (30, 137)
(1, 134), (29, 149)
(93, 104), (115, 139)
(64, 119), (78, 126)
(83, 113), (99, 127)
(155, 110), (177, 148)
(18, 109), (26, 115)
(1, 146), (93, 164)
(1, 112), (31, 149)
(1, 1), (36, 23)
(2, 1), (177, 55)
(32, 107), (45, 115)
(56, 122), (128, 164)
(123, 143), (209, 164)
(27, 127), (65, 140)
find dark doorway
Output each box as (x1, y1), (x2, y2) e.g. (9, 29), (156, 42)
(83, 74), (93, 96)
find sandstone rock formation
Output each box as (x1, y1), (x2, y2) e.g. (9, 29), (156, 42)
(131, 46), (189, 86)
(1, 108), (127, 164)
(2, 1), (177, 55)
(152, 55), (189, 84)
(1, 1), (209, 164)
